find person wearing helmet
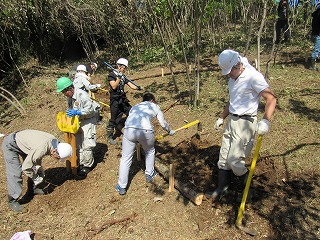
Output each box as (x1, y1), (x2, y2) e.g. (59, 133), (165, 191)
(73, 64), (101, 93)
(205, 49), (276, 203)
(2, 129), (72, 212)
(105, 58), (141, 145)
(56, 77), (98, 177)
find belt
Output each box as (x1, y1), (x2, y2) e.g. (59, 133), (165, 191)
(230, 113), (256, 118)
(230, 113), (256, 123)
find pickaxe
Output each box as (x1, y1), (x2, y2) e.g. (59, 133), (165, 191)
(104, 62), (142, 90)
(155, 120), (202, 141)
(91, 97), (110, 108)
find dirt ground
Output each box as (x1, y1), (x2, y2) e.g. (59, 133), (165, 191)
(0, 50), (319, 240)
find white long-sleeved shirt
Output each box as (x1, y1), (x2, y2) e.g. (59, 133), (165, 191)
(73, 72), (99, 92)
(124, 101), (171, 132)
(15, 130), (58, 178)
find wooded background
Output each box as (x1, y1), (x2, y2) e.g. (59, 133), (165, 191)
(0, 0), (318, 104)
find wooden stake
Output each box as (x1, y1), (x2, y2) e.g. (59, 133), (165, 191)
(161, 68), (164, 77)
(70, 133), (77, 175)
(169, 163), (175, 192)
(64, 132), (78, 175)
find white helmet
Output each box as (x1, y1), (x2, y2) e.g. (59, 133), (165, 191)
(57, 143), (72, 161)
(92, 62), (98, 69)
(116, 58), (128, 67)
(218, 50), (240, 75)
(76, 64), (87, 72)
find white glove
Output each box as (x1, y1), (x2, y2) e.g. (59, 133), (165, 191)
(215, 118), (224, 130)
(169, 130), (175, 136)
(256, 119), (270, 135)
(96, 84), (101, 88)
(33, 175), (44, 186)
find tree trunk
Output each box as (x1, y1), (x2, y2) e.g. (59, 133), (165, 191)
(256, 0), (268, 72)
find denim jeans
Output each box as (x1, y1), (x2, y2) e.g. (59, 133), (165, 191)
(311, 35), (320, 60)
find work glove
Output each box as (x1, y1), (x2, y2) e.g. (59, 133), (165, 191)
(256, 119), (270, 135)
(66, 109), (82, 117)
(169, 130), (175, 136)
(33, 165), (45, 178)
(215, 118), (224, 130)
(96, 84), (101, 88)
(33, 175), (44, 186)
(117, 72), (123, 78)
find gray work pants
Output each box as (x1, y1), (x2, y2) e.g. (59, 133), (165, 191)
(2, 133), (26, 200)
(218, 115), (257, 176)
(117, 128), (155, 188)
(76, 117), (97, 168)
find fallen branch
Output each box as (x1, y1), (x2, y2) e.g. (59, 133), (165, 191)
(0, 87), (27, 115)
(87, 212), (137, 235)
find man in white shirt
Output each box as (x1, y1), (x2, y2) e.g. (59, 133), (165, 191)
(207, 49), (276, 202)
(115, 93), (175, 195)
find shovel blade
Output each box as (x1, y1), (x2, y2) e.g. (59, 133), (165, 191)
(236, 223), (258, 236)
(57, 112), (80, 134)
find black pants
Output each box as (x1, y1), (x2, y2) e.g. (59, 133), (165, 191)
(107, 97), (132, 132)
(276, 19), (290, 44)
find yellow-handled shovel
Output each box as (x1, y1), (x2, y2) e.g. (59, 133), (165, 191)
(56, 112), (80, 175)
(91, 97), (110, 108)
(235, 135), (263, 236)
(155, 120), (202, 141)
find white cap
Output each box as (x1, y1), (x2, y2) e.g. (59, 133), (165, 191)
(116, 58), (128, 67)
(57, 143), (72, 161)
(92, 62), (98, 69)
(218, 50), (240, 75)
(76, 64), (87, 72)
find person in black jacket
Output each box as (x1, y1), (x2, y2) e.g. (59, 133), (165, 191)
(275, 0), (290, 44)
(310, 3), (320, 70)
(105, 58), (141, 145)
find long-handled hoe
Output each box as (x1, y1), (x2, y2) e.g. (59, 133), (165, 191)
(235, 135), (263, 236)
(155, 120), (202, 141)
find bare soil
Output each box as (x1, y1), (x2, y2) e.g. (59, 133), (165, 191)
(0, 50), (319, 240)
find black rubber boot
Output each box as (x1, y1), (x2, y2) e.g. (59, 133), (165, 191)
(205, 169), (231, 202)
(309, 58), (318, 70)
(106, 127), (117, 145)
(237, 171), (254, 203)
(8, 196), (23, 212)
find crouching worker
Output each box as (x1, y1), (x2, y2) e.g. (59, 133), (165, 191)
(115, 93), (175, 195)
(57, 77), (98, 177)
(2, 130), (72, 212)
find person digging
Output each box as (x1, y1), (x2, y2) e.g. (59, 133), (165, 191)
(206, 49), (276, 203)
(105, 58), (142, 145)
(2, 130), (72, 212)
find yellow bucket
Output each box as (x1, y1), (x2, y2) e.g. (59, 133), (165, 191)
(56, 112), (80, 134)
